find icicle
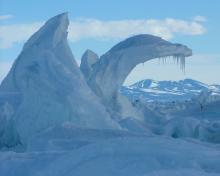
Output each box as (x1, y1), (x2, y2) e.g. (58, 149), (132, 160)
(163, 57), (166, 64)
(158, 57), (161, 65)
(158, 57), (168, 65)
(180, 56), (185, 73)
(157, 56), (185, 73)
(173, 55), (185, 73)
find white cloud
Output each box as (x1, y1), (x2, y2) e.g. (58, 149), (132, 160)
(69, 18), (206, 42)
(193, 16), (207, 22)
(0, 14), (14, 20)
(0, 22), (42, 49)
(0, 17), (206, 49)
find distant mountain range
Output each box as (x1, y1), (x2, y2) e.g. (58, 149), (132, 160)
(121, 79), (220, 102)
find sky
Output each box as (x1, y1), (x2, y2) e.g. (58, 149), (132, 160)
(0, 0), (220, 85)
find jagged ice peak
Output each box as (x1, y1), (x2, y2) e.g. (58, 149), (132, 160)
(23, 12), (69, 49)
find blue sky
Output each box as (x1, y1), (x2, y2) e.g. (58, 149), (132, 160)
(0, 0), (220, 85)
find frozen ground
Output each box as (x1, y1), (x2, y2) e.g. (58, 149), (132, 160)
(0, 124), (220, 176)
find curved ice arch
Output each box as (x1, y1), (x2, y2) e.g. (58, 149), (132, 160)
(88, 34), (192, 119)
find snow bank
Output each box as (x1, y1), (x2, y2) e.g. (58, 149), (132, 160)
(0, 132), (219, 176)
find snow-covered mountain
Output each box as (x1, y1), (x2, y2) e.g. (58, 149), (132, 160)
(121, 79), (220, 102)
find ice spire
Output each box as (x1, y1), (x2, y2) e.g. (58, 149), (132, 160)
(24, 13), (69, 50)
(0, 13), (119, 149)
(80, 49), (99, 80)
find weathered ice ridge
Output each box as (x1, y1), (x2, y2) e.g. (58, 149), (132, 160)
(86, 34), (192, 119)
(80, 49), (99, 80)
(0, 13), (119, 149)
(0, 13), (192, 149)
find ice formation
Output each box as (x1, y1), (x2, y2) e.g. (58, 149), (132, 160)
(87, 34), (192, 120)
(158, 55), (186, 72)
(0, 13), (119, 149)
(80, 49), (99, 80)
(0, 13), (219, 176)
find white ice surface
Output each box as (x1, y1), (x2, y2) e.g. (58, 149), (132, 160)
(0, 125), (219, 176)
